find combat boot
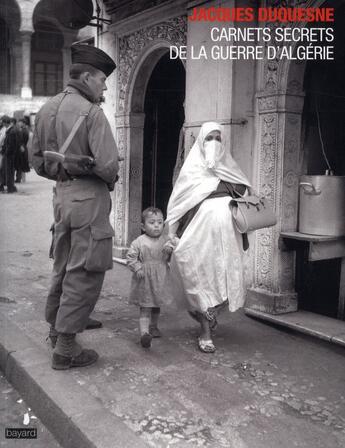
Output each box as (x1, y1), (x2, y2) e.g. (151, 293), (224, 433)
(52, 349), (99, 370)
(52, 333), (98, 370)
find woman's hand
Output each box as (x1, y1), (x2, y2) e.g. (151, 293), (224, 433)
(162, 236), (180, 262)
(248, 186), (259, 197)
(166, 235), (180, 250)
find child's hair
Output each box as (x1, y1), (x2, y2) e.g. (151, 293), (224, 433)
(141, 207), (164, 224)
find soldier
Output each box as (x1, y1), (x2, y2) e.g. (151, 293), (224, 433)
(32, 44), (119, 370)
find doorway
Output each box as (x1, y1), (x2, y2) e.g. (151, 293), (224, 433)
(142, 52), (185, 215)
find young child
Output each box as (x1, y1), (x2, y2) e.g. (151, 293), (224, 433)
(126, 207), (177, 348)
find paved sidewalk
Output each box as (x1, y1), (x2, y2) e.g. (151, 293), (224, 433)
(0, 370), (62, 448)
(1, 173), (345, 448)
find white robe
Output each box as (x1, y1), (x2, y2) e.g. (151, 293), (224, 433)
(173, 196), (245, 312)
(167, 122), (251, 313)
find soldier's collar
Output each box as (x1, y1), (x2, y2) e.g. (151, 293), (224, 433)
(66, 79), (96, 103)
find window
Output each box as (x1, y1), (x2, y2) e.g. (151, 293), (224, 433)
(0, 18), (11, 93)
(33, 62), (63, 96)
(31, 21), (64, 96)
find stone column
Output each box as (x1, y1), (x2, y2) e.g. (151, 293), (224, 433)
(20, 31), (32, 99)
(12, 37), (22, 95)
(246, 91), (305, 314)
(62, 46), (71, 87)
(114, 112), (145, 257)
(61, 33), (77, 87)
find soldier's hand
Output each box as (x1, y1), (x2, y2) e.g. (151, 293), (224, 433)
(136, 269), (145, 280)
(77, 156), (95, 170)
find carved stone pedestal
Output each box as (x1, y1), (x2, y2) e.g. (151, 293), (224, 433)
(245, 69), (305, 315)
(113, 246), (129, 259)
(246, 287), (298, 315)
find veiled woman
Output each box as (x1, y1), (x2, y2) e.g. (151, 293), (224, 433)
(166, 122), (252, 353)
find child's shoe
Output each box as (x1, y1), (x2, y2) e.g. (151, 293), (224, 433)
(140, 332), (152, 348)
(149, 325), (162, 338)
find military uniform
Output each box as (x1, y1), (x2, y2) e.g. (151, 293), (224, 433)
(32, 44), (118, 368)
(33, 84), (119, 333)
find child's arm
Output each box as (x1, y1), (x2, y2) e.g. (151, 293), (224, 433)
(162, 236), (179, 253)
(126, 240), (144, 279)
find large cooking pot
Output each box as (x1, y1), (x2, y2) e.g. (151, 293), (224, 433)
(299, 175), (345, 236)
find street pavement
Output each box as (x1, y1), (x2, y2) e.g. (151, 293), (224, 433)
(0, 370), (62, 447)
(0, 172), (345, 448)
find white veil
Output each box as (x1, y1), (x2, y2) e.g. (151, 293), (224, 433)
(166, 122), (251, 226)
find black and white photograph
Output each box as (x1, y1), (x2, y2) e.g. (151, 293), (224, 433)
(0, 0), (344, 447)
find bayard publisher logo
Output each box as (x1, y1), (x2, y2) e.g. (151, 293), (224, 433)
(5, 427), (37, 439)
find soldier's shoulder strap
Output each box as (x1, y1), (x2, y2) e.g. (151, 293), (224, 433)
(59, 112), (88, 155)
(58, 94), (94, 155)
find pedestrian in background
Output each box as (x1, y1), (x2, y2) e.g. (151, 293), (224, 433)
(32, 44), (119, 370)
(15, 117), (31, 183)
(26, 116), (34, 167)
(0, 116), (7, 176)
(126, 207), (177, 348)
(0, 116), (20, 193)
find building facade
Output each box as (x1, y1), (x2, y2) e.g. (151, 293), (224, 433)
(0, 0), (98, 119)
(104, 0), (345, 320)
(2, 0), (344, 320)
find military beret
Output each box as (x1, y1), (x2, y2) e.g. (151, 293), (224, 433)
(71, 43), (116, 77)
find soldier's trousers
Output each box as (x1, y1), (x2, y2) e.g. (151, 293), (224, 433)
(46, 178), (114, 334)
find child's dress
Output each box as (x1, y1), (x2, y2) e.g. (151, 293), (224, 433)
(127, 234), (172, 307)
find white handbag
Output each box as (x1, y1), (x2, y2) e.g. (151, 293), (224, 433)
(229, 195), (277, 233)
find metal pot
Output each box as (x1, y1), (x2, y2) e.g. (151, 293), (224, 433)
(299, 175), (345, 236)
